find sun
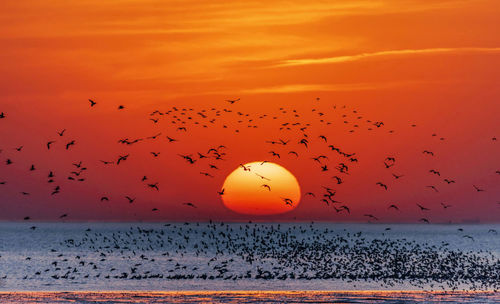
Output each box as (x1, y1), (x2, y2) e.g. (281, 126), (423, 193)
(220, 161), (301, 215)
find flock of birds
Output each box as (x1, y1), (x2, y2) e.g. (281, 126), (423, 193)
(1, 98), (499, 292)
(0, 97), (498, 223)
(1, 222), (498, 291)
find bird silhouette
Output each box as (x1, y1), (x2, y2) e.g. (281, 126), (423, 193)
(117, 154), (130, 165)
(416, 203), (430, 211)
(364, 214), (379, 221)
(261, 184), (271, 191)
(65, 140), (76, 150)
(388, 204), (400, 211)
(472, 185), (484, 192)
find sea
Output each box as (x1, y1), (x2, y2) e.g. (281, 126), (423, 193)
(0, 222), (499, 303)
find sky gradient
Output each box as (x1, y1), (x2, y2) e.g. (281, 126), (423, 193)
(0, 0), (499, 222)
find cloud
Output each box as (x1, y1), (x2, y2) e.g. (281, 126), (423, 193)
(275, 47), (500, 67)
(236, 82), (412, 94)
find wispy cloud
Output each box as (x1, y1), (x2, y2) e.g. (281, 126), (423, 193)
(236, 82), (414, 94)
(275, 47), (500, 67)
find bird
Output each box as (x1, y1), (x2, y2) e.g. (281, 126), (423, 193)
(331, 176), (343, 184)
(261, 184), (271, 191)
(183, 202), (197, 208)
(383, 161), (394, 168)
(422, 150), (434, 156)
(117, 154), (129, 165)
(426, 185), (439, 192)
(419, 218), (430, 224)
(0, 112), (5, 119)
(118, 105), (125, 110)
(429, 169), (440, 176)
(225, 98), (240, 104)
(376, 182), (388, 190)
(125, 196), (136, 203)
(88, 99), (97, 107)
(46, 141), (55, 149)
(57, 129), (66, 136)
(440, 202), (452, 209)
(255, 173), (270, 181)
(269, 151), (280, 158)
(364, 214), (379, 221)
(51, 186), (60, 195)
(339, 205), (350, 213)
(147, 183), (159, 191)
(100, 197), (109, 202)
(65, 140), (75, 150)
(472, 185), (484, 192)
(392, 173), (404, 179)
(443, 179), (455, 184)
(281, 198), (294, 206)
(59, 214), (68, 219)
(217, 188), (225, 196)
(416, 203), (430, 211)
(388, 204), (399, 211)
(199, 172), (214, 178)
(179, 154), (196, 164)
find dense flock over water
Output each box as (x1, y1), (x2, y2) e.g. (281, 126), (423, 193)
(0, 222), (499, 292)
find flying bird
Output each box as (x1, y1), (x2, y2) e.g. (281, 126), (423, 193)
(388, 204), (400, 211)
(416, 203), (430, 211)
(472, 185), (484, 192)
(364, 214), (379, 221)
(117, 154), (130, 165)
(261, 184), (271, 191)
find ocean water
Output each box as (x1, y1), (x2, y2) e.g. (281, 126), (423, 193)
(0, 222), (499, 303)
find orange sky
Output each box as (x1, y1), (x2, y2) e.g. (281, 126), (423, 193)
(0, 0), (499, 222)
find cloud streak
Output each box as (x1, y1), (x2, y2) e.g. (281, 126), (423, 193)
(236, 81), (417, 94)
(275, 47), (500, 67)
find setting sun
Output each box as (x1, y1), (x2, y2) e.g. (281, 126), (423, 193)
(221, 162), (301, 215)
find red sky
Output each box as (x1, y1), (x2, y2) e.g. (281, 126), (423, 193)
(0, 0), (499, 222)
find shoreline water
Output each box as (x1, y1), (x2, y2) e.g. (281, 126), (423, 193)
(0, 291), (499, 303)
